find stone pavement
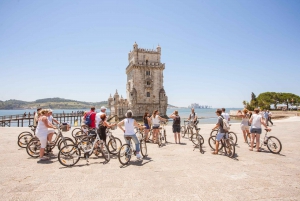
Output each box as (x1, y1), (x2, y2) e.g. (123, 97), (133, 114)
(0, 119), (300, 201)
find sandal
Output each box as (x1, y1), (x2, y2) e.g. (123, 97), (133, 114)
(249, 149), (253, 151)
(256, 149), (261, 152)
(212, 151), (218, 155)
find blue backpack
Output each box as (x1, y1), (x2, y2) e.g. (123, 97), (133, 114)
(85, 113), (92, 126)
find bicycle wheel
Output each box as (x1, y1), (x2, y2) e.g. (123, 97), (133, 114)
(58, 144), (81, 167)
(266, 136), (282, 154)
(181, 126), (186, 137)
(210, 129), (218, 137)
(140, 139), (147, 157)
(118, 144), (132, 165)
(208, 136), (223, 151)
(228, 132), (238, 145)
(71, 128), (82, 138)
(224, 139), (235, 158)
(18, 133), (33, 148)
(100, 144), (110, 162)
(26, 139), (41, 158)
(107, 137), (122, 155)
(57, 137), (75, 150)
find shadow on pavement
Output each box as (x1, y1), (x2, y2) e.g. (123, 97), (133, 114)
(119, 156), (153, 168)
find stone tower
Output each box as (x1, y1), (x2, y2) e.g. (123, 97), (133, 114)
(126, 42), (168, 117)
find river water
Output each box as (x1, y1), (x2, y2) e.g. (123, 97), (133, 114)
(0, 108), (242, 126)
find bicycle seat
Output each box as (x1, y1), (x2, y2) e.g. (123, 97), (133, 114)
(125, 136), (132, 140)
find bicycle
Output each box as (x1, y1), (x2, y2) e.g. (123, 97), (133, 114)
(26, 124), (74, 158)
(181, 120), (198, 140)
(192, 128), (205, 154)
(208, 133), (235, 158)
(118, 135), (147, 166)
(17, 125), (37, 148)
(58, 130), (110, 167)
(246, 129), (282, 154)
(106, 127), (122, 155)
(191, 127), (204, 150)
(210, 129), (238, 145)
(157, 121), (167, 147)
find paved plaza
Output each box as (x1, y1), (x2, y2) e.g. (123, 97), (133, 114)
(1, 119), (300, 201)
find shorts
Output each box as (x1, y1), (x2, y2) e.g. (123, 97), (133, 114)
(240, 124), (249, 131)
(216, 132), (228, 142)
(98, 132), (106, 142)
(172, 125), (181, 133)
(144, 124), (150, 129)
(250, 127), (262, 134)
(48, 128), (55, 134)
(152, 124), (160, 129)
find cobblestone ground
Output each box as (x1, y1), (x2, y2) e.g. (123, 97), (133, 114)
(0, 119), (300, 201)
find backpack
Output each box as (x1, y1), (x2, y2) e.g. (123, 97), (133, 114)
(85, 112), (92, 126)
(220, 116), (230, 131)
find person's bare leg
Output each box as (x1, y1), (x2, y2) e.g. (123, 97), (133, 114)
(242, 130), (247, 142)
(214, 141), (219, 153)
(144, 129), (149, 141)
(256, 134), (260, 151)
(177, 132), (180, 143)
(40, 148), (45, 158)
(250, 133), (255, 150)
(246, 130), (251, 142)
(174, 133), (177, 143)
(47, 133), (54, 142)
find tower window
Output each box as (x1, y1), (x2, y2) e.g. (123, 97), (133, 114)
(146, 81), (151, 85)
(146, 71), (150, 75)
(147, 92), (150, 97)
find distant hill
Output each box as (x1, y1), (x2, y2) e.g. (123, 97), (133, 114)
(167, 104), (179, 108)
(0, 98), (107, 110)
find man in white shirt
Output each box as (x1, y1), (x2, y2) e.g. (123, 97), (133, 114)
(95, 106), (107, 127)
(221, 108), (230, 122)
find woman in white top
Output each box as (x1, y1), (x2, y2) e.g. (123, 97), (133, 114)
(249, 108), (270, 152)
(36, 109), (56, 160)
(151, 110), (167, 144)
(117, 110), (143, 159)
(237, 109), (251, 143)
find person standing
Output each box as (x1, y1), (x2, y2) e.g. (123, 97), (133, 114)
(151, 110), (167, 144)
(187, 108), (198, 125)
(47, 109), (60, 144)
(237, 109), (250, 143)
(267, 110), (274, 125)
(33, 108), (42, 127)
(35, 109), (56, 160)
(143, 112), (151, 142)
(95, 106), (107, 128)
(169, 110), (181, 144)
(95, 113), (116, 153)
(249, 108), (270, 152)
(221, 108), (230, 123)
(84, 107), (97, 128)
(212, 109), (227, 154)
(263, 109), (269, 126)
(117, 110), (143, 159)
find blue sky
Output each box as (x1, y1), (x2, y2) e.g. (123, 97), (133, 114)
(0, 0), (299, 108)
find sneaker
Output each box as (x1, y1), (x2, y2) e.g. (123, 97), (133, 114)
(136, 153), (142, 160)
(39, 156), (49, 161)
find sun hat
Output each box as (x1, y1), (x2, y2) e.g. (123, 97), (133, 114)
(101, 106), (107, 110)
